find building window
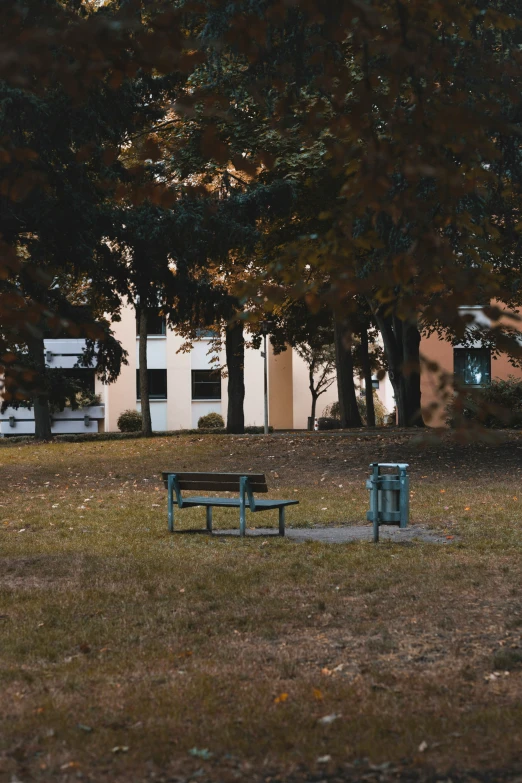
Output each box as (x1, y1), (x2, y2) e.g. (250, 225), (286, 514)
(195, 328), (218, 339)
(136, 309), (166, 336)
(191, 369), (221, 400)
(136, 369), (167, 399)
(454, 348), (491, 386)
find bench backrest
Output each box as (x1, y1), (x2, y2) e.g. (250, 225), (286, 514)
(161, 471), (268, 493)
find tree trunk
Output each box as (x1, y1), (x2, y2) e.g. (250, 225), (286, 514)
(226, 320), (245, 434)
(372, 309), (424, 427)
(402, 318), (424, 427)
(26, 332), (52, 440)
(309, 361), (318, 422)
(310, 392), (319, 422)
(333, 320), (363, 428)
(138, 306), (153, 437)
(360, 326), (376, 427)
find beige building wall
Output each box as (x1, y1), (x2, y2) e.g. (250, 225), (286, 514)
(243, 341), (265, 427)
(291, 350), (338, 428)
(102, 305), (268, 432)
(268, 346), (293, 429)
(99, 304), (403, 431)
(104, 304), (138, 432)
(167, 331), (193, 430)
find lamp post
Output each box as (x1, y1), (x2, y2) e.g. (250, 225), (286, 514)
(260, 320), (271, 435)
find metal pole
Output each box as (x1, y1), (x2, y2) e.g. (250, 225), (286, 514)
(263, 332), (269, 435)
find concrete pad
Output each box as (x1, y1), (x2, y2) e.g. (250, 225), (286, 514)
(213, 525), (452, 544)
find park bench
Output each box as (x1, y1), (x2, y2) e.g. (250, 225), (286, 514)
(161, 471), (299, 537)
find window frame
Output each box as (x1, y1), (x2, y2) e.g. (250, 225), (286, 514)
(135, 308), (167, 337)
(453, 347), (491, 387)
(136, 369), (168, 400)
(191, 369), (222, 401)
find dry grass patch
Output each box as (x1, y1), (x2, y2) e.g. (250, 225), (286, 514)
(0, 433), (521, 782)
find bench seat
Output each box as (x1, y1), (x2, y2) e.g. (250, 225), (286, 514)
(162, 471), (298, 536)
(178, 496), (299, 510)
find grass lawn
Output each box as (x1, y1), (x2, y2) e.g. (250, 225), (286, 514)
(1, 432), (521, 782)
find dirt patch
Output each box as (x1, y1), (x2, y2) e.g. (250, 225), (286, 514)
(0, 554), (87, 590)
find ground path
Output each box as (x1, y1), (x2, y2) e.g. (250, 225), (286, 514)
(214, 524), (451, 543)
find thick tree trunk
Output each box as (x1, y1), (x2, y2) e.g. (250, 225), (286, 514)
(373, 309), (424, 427)
(226, 320), (245, 434)
(360, 326), (376, 427)
(26, 333), (52, 440)
(402, 318), (424, 427)
(333, 320), (363, 428)
(138, 306), (153, 437)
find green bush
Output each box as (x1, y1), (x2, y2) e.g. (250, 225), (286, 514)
(317, 416), (341, 430)
(323, 392), (388, 426)
(357, 393), (388, 426)
(77, 391), (102, 409)
(447, 376), (522, 429)
(117, 409), (142, 433)
(322, 401), (340, 419)
(198, 412), (225, 429)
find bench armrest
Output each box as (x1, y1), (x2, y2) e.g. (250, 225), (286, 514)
(240, 476), (256, 512)
(167, 473), (184, 508)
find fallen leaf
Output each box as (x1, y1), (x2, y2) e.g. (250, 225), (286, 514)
(318, 713), (341, 725)
(274, 692), (288, 704)
(188, 747), (213, 760)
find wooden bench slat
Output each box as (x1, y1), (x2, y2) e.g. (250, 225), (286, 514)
(161, 472), (268, 493)
(180, 497), (299, 509)
(161, 472), (266, 482)
(174, 481), (268, 493)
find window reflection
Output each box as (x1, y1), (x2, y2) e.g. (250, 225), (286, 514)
(454, 348), (491, 386)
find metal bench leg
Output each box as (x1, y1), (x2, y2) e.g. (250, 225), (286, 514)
(279, 506), (285, 537)
(239, 476), (247, 537)
(168, 475), (175, 533)
(206, 505), (213, 533)
(239, 503), (246, 537)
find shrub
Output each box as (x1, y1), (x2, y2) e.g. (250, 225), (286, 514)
(117, 409), (142, 433)
(322, 401), (340, 419)
(357, 393), (388, 426)
(385, 408), (397, 426)
(198, 412), (225, 429)
(317, 416), (341, 430)
(447, 376), (522, 429)
(323, 392), (388, 426)
(77, 392), (102, 409)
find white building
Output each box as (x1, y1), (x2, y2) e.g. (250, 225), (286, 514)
(1, 303), (394, 435)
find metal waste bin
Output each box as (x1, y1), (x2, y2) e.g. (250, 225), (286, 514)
(366, 463), (409, 542)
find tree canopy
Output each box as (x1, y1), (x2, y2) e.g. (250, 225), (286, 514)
(2, 0), (522, 427)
